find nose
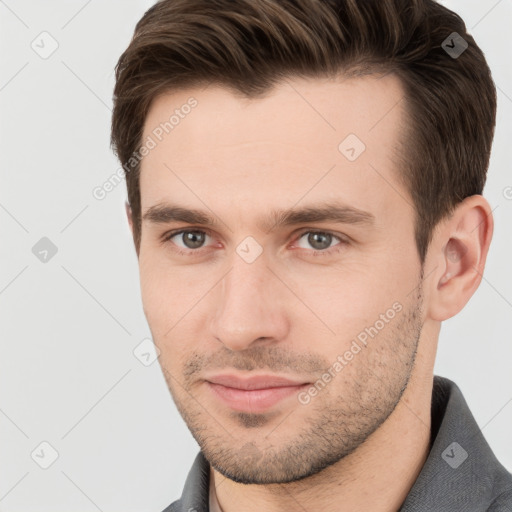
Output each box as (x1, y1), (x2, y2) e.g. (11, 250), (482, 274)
(209, 254), (290, 352)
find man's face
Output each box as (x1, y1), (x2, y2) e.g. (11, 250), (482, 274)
(137, 74), (425, 484)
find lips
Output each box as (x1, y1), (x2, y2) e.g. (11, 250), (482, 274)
(206, 374), (308, 390)
(204, 373), (310, 413)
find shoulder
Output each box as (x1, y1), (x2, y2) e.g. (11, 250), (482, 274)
(487, 486), (512, 511)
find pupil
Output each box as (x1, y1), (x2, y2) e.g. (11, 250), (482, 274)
(309, 232), (330, 250)
(184, 231), (204, 249)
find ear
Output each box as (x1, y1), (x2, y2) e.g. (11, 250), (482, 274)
(426, 195), (494, 322)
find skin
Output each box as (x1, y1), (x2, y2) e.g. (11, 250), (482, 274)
(127, 74), (493, 512)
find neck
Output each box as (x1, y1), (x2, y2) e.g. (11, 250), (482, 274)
(211, 365), (434, 512)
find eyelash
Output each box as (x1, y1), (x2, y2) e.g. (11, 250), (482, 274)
(161, 228), (348, 257)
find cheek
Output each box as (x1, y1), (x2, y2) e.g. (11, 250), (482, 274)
(288, 261), (409, 352)
(138, 253), (213, 358)
(281, 263), (382, 326)
(139, 254), (183, 342)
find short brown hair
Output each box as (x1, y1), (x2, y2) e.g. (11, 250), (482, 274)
(111, 0), (496, 264)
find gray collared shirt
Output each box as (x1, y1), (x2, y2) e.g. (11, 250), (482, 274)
(162, 375), (512, 511)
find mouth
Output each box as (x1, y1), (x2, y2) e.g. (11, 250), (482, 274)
(204, 373), (311, 413)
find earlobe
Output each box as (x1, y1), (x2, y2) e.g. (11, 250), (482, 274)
(427, 195), (493, 322)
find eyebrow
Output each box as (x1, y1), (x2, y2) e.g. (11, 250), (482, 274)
(142, 200), (375, 232)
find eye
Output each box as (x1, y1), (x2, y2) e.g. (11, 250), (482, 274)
(163, 229), (213, 254)
(294, 230), (347, 255)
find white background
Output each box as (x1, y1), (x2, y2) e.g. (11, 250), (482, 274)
(1, 1), (511, 511)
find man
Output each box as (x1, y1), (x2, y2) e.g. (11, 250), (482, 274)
(110, 0), (512, 510)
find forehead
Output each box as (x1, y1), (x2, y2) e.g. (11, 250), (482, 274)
(139, 74), (412, 228)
